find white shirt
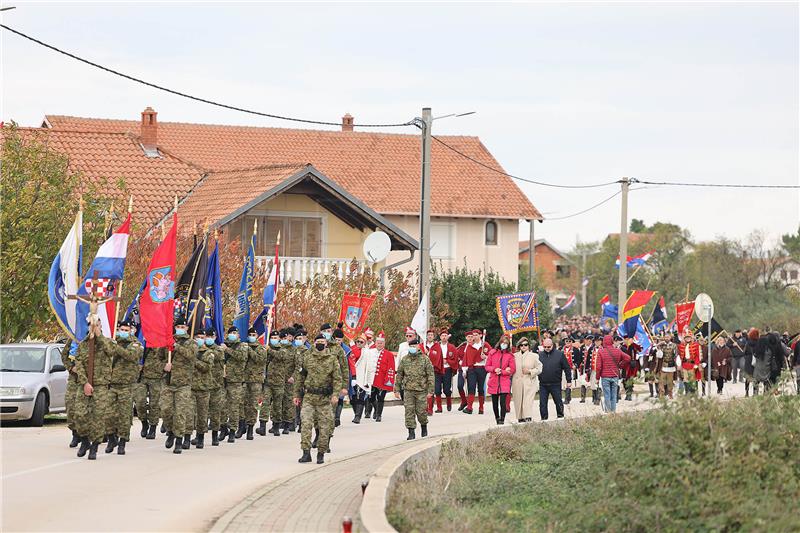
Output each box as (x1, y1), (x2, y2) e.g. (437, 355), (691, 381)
(397, 341), (410, 369)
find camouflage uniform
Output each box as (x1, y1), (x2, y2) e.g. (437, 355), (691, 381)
(133, 347), (167, 427)
(108, 338), (143, 441)
(658, 342), (678, 398)
(72, 335), (117, 443)
(328, 342), (350, 432)
(265, 345), (294, 427)
(191, 345), (215, 434)
(288, 346), (305, 426)
(160, 338), (197, 437)
(395, 351), (435, 429)
(295, 347), (341, 453)
(244, 341), (267, 426)
(207, 343), (226, 432)
(223, 340), (248, 429)
(60, 339), (78, 432)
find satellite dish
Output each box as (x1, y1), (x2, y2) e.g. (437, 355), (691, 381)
(363, 231), (391, 263)
(694, 293), (714, 322)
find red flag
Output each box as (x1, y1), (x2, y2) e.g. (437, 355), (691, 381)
(675, 301), (695, 335)
(140, 213), (178, 349)
(338, 291), (376, 341)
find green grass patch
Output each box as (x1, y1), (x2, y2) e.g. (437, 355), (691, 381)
(387, 394), (800, 533)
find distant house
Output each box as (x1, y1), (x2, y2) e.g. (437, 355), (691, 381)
(758, 257), (800, 292)
(27, 107), (541, 283)
(519, 239), (577, 306)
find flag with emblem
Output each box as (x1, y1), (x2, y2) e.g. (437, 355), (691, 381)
(234, 223), (256, 338)
(47, 209), (83, 339)
(140, 212), (178, 349)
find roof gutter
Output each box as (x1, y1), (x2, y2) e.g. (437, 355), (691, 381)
(379, 250), (416, 292)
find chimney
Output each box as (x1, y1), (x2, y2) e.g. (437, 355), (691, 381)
(341, 113), (354, 132)
(141, 107), (158, 151)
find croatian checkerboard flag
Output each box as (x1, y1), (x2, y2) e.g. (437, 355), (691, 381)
(75, 214), (131, 341)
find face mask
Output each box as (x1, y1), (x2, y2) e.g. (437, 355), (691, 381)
(280, 339), (290, 346)
(248, 336), (257, 343)
(500, 343), (508, 350)
(294, 339), (303, 347)
(270, 339), (280, 347)
(227, 334), (238, 342)
(205, 338), (215, 346)
(195, 338), (204, 347)
(322, 332), (332, 341)
(315, 344), (326, 351)
(117, 331), (130, 340)
(408, 347), (418, 354)
(176, 328), (187, 337)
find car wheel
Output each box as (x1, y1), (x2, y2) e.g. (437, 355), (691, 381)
(29, 392), (47, 427)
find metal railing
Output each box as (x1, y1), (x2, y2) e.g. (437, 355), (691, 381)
(254, 256), (372, 283)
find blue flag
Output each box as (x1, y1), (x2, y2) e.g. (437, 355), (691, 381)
(234, 232), (256, 337)
(123, 277), (147, 345)
(204, 241), (224, 343)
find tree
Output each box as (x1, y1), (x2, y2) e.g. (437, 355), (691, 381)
(781, 225), (800, 258)
(1, 126), (116, 342)
(629, 219), (647, 233)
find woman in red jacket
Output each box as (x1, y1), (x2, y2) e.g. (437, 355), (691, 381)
(486, 335), (516, 425)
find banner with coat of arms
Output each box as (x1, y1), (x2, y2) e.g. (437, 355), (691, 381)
(338, 291), (377, 340)
(495, 291), (539, 335)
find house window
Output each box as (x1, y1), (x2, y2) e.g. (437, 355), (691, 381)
(780, 270), (788, 280)
(791, 270), (798, 281)
(556, 264), (571, 278)
(246, 216), (322, 257)
(430, 223), (454, 259)
(485, 220), (498, 246)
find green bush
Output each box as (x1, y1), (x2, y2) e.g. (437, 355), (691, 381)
(387, 395), (800, 533)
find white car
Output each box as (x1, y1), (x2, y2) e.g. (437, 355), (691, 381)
(0, 343), (68, 426)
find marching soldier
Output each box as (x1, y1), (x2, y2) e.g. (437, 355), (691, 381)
(60, 338), (80, 448)
(191, 330), (214, 449)
(295, 334), (342, 465)
(244, 327), (267, 440)
(72, 315), (116, 460)
(262, 330), (289, 436)
(289, 328), (307, 431)
(133, 345), (166, 440)
(395, 338), (434, 440)
(105, 320), (143, 455)
(329, 326), (350, 428)
(161, 320), (198, 454)
(221, 326), (248, 443)
(205, 329), (226, 446)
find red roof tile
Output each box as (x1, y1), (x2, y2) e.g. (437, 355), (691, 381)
(45, 115), (542, 221)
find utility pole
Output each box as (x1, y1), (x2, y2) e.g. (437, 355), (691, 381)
(419, 107), (432, 332)
(528, 219), (535, 290)
(581, 252), (587, 315)
(617, 178), (630, 323)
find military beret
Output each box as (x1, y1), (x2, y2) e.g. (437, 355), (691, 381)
(333, 328), (344, 339)
(248, 327), (257, 335)
(315, 333), (326, 341)
(227, 326), (238, 334)
(269, 330), (280, 337)
(117, 319), (133, 328)
(320, 323), (332, 331)
(408, 338), (419, 346)
(205, 328), (216, 337)
(175, 319), (188, 328)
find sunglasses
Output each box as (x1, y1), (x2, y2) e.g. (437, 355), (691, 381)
(519, 343), (529, 347)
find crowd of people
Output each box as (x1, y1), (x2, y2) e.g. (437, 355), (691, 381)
(60, 313), (800, 462)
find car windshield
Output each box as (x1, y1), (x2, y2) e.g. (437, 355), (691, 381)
(0, 347), (47, 373)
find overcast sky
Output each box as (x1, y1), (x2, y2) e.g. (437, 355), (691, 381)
(3, 1), (798, 251)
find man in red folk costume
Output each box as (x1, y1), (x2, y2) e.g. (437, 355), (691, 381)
(678, 332), (703, 395)
(423, 330), (445, 414)
(458, 329), (492, 414)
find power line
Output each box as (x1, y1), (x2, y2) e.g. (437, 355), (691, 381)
(431, 135), (620, 189)
(544, 190), (622, 221)
(0, 24), (415, 129)
(636, 178), (799, 189)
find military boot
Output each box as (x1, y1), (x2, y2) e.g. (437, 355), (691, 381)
(191, 435), (198, 446)
(564, 388), (572, 405)
(316, 452), (325, 464)
(227, 427), (236, 443)
(165, 432), (175, 449)
(352, 401), (363, 424)
(580, 386), (587, 403)
(421, 425), (428, 437)
(211, 430), (219, 446)
(407, 428), (415, 440)
(77, 437), (90, 457)
(374, 401), (384, 422)
(256, 420), (267, 436)
(196, 433), (205, 449)
(88, 441), (99, 460)
(287, 421), (296, 432)
(69, 430), (80, 448)
(104, 434), (118, 454)
(246, 424), (254, 440)
(270, 423), (281, 436)
(298, 450), (312, 463)
(311, 430), (319, 449)
(334, 402), (343, 427)
(117, 438), (127, 455)
(173, 438), (182, 454)
(364, 401), (373, 419)
(235, 419), (246, 438)
(146, 424), (157, 440)
(182, 434), (191, 449)
(160, 423), (166, 434)
(140, 420), (149, 438)
(282, 422), (290, 435)
(219, 425), (229, 440)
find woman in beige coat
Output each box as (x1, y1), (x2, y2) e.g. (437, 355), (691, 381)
(511, 337), (543, 422)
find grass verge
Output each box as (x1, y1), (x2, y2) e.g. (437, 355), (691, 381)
(387, 394), (800, 533)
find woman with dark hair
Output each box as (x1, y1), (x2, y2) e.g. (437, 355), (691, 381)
(486, 335), (516, 425)
(757, 333), (786, 390)
(711, 336), (732, 394)
(743, 328), (760, 397)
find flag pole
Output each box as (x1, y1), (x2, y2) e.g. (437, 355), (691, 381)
(111, 196), (133, 339)
(265, 230), (280, 340)
(168, 194), (177, 367)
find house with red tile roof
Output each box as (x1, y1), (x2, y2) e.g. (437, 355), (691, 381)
(30, 107), (541, 282)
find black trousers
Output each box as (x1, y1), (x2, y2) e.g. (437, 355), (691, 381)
(369, 388), (387, 408)
(491, 393), (508, 421)
(467, 367), (487, 396)
(437, 368), (454, 396)
(457, 369), (465, 394)
(539, 382), (564, 420)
